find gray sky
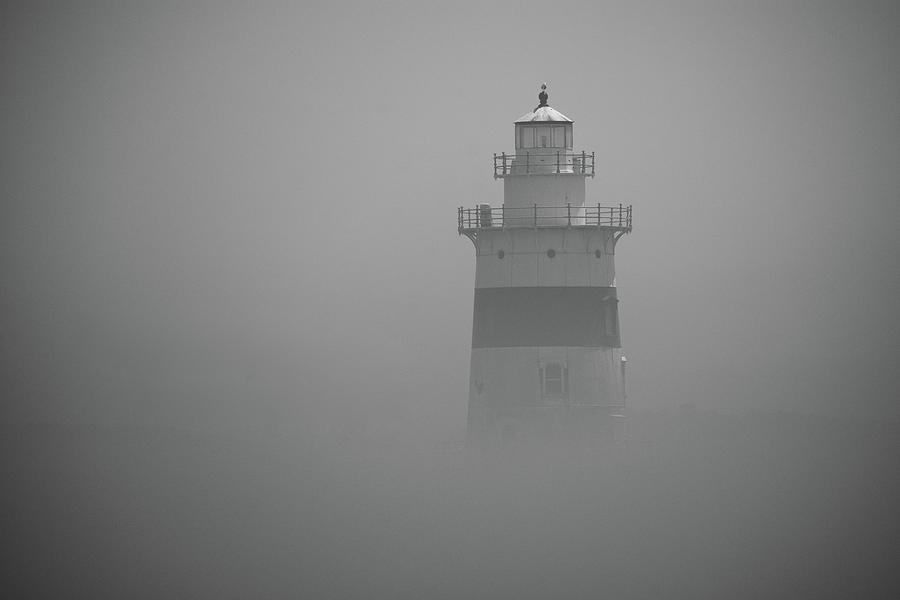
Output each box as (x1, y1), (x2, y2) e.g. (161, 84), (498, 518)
(2, 0), (899, 436)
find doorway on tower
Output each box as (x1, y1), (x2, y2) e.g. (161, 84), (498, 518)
(539, 362), (569, 402)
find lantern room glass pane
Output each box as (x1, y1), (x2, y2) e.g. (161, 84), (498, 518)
(537, 126), (550, 148)
(552, 126), (565, 148)
(520, 127), (534, 148)
(566, 124), (573, 149)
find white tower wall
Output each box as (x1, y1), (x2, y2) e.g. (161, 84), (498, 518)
(502, 176), (586, 224)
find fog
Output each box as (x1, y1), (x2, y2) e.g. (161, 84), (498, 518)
(2, 1), (899, 597)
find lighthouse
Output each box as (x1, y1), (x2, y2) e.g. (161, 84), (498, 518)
(459, 85), (632, 447)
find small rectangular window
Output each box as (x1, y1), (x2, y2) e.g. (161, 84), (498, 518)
(541, 362), (568, 398)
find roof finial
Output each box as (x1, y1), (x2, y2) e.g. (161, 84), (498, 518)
(536, 83), (549, 110)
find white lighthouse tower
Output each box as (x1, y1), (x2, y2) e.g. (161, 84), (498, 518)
(459, 85), (632, 447)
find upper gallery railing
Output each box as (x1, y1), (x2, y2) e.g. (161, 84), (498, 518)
(493, 151), (596, 177)
(458, 203), (632, 233)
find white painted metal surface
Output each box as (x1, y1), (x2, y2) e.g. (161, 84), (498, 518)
(515, 106), (573, 122)
(502, 175), (586, 214)
(473, 228), (617, 289)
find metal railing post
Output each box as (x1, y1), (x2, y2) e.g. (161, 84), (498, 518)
(581, 151), (586, 174)
(619, 203), (623, 227)
(502, 152), (507, 176)
(526, 152), (529, 174)
(533, 203), (538, 228)
(556, 151), (560, 174)
(567, 203), (571, 227)
(493, 153), (497, 177)
(501, 204), (506, 229)
(598, 203), (602, 227)
(591, 152), (595, 177)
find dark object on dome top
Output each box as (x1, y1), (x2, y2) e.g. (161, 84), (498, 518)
(536, 83), (549, 110)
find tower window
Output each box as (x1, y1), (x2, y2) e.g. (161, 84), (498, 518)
(520, 128), (534, 148)
(541, 362), (568, 399)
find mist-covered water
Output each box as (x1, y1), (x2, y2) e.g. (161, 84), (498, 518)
(5, 411), (898, 598)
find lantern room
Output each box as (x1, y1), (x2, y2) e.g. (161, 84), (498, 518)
(514, 83), (573, 151)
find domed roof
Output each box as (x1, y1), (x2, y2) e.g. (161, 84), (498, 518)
(514, 83), (573, 123)
(515, 106), (573, 123)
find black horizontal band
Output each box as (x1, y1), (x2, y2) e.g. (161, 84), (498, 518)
(472, 287), (621, 348)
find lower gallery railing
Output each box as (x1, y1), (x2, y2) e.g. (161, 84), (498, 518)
(458, 204), (632, 232)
